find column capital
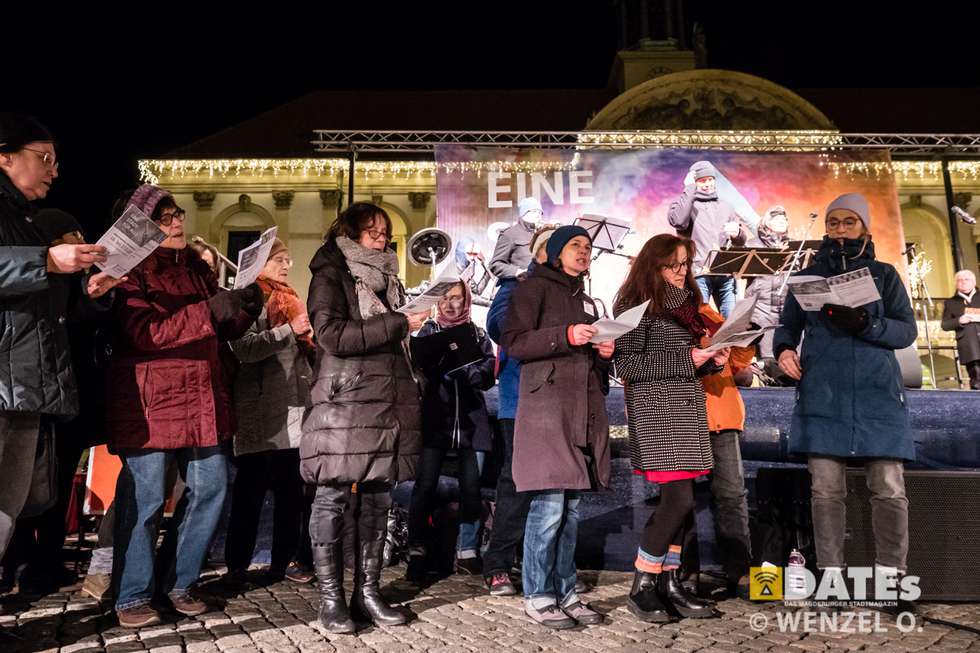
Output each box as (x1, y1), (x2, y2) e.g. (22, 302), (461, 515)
(193, 191), (216, 210)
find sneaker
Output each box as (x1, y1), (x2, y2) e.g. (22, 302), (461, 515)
(575, 578), (593, 594)
(486, 572), (517, 596)
(525, 603), (576, 630)
(117, 603), (162, 628)
(455, 557), (482, 576)
(169, 591), (209, 617)
(283, 563), (314, 584)
(562, 600), (604, 625)
(81, 573), (113, 602)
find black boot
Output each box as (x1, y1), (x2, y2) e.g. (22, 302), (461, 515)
(657, 568), (718, 619)
(313, 545), (355, 634)
(626, 571), (674, 623)
(350, 520), (408, 626)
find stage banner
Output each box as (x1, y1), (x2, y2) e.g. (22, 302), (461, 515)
(435, 145), (905, 316)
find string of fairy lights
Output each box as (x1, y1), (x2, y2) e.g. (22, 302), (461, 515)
(138, 155), (980, 185)
(138, 157), (583, 185)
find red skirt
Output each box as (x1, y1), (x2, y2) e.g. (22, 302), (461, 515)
(633, 469), (710, 483)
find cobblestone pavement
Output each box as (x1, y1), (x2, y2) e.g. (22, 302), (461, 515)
(1, 567), (978, 652)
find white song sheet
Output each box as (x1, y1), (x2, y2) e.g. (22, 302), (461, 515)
(785, 267), (881, 312)
(94, 206), (167, 278)
(589, 300), (650, 343)
(233, 226), (279, 289)
(397, 274), (462, 314)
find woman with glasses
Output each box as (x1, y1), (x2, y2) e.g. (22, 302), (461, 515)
(106, 185), (264, 628)
(301, 202), (429, 632)
(774, 194), (916, 610)
(225, 238), (317, 586)
(613, 234), (723, 622)
(405, 280), (496, 582)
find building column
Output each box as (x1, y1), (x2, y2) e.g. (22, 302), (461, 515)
(320, 189), (343, 233)
(272, 191), (294, 245)
(192, 191), (216, 244)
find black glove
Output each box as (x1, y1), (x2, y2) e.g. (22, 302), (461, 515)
(207, 290), (241, 323)
(237, 282), (265, 317)
(821, 303), (869, 335)
(208, 285), (264, 323)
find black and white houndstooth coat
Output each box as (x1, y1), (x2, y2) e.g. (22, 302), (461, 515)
(613, 284), (714, 473)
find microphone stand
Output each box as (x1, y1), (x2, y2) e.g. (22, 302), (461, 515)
(777, 213), (819, 297)
(906, 244), (939, 388)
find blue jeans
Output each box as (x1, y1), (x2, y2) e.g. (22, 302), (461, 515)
(457, 451), (485, 556)
(696, 275), (737, 318)
(522, 491), (579, 607)
(113, 445), (228, 610)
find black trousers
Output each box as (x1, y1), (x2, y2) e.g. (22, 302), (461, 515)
(224, 449), (305, 574)
(309, 482), (391, 555)
(967, 360), (980, 390)
(1, 430), (86, 579)
(482, 419), (532, 576)
(407, 446), (483, 550)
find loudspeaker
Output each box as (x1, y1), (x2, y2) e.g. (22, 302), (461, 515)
(895, 344), (923, 389)
(844, 469), (980, 600)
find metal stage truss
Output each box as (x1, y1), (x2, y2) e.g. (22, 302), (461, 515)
(311, 130), (980, 156)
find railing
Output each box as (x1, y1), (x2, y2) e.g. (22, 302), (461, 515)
(191, 235), (237, 289)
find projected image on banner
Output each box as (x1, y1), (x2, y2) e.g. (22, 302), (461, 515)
(435, 146), (905, 318)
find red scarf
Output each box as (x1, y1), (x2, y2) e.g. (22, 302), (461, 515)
(668, 292), (706, 337)
(257, 276), (316, 359)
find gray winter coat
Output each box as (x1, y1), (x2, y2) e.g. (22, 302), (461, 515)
(0, 171), (93, 417)
(489, 220), (535, 280)
(668, 186), (747, 274)
(230, 307), (313, 456)
(745, 273), (790, 359)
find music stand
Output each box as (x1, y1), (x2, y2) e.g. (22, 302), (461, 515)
(702, 247), (798, 278)
(575, 214), (632, 256)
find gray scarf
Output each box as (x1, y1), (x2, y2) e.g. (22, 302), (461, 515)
(335, 236), (404, 319)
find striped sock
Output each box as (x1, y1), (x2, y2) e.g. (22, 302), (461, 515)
(635, 548), (665, 574)
(663, 545), (682, 571)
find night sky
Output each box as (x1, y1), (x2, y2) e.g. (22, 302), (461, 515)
(6, 3), (980, 237)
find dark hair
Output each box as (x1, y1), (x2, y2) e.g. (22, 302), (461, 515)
(614, 234), (702, 316)
(327, 202), (392, 243)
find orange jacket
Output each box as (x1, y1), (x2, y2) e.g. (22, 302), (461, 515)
(698, 305), (755, 432)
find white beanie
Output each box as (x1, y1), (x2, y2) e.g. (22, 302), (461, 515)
(518, 196), (543, 218)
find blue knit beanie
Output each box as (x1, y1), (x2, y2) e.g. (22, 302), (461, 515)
(545, 225), (591, 266)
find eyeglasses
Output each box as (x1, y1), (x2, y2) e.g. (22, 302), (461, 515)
(661, 261), (690, 273)
(155, 209), (186, 226)
(22, 147), (58, 169)
(364, 228), (389, 241)
(826, 218), (860, 230)
(271, 255), (293, 268)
